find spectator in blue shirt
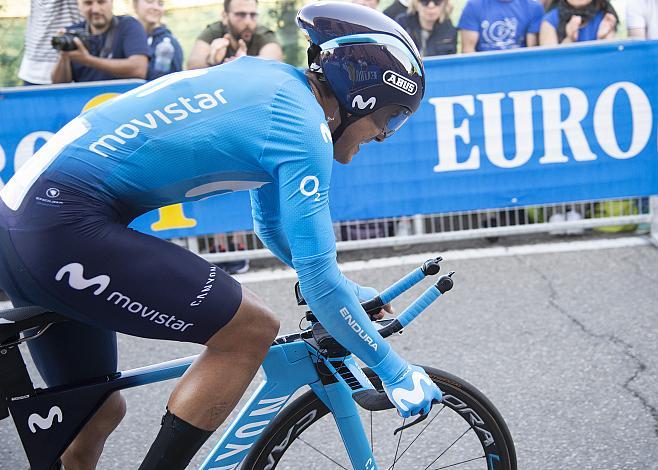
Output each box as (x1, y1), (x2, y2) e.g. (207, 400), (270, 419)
(52, 0), (150, 83)
(457, 0), (544, 52)
(396, 0), (457, 56)
(539, 0), (617, 44)
(133, 0), (184, 80)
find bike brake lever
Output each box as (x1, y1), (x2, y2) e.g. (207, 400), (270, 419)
(393, 399), (441, 435)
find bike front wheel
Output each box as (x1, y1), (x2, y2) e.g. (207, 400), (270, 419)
(243, 366), (517, 470)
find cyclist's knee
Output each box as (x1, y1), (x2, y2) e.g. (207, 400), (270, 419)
(92, 391), (126, 436)
(205, 287), (279, 351)
(62, 392), (126, 467)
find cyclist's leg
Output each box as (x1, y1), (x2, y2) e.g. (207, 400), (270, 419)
(26, 322), (126, 470)
(0, 218), (126, 469)
(167, 285), (279, 429)
(8, 219), (279, 468)
(140, 286), (279, 469)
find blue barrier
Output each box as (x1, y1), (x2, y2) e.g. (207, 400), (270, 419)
(1, 40), (657, 238)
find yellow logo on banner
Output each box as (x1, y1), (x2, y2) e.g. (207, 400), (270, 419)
(151, 204), (197, 231)
(81, 93), (120, 112)
(82, 92), (199, 232)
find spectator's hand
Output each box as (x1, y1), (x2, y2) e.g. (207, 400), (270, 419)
(235, 39), (248, 58)
(208, 35), (231, 65)
(66, 37), (92, 65)
(597, 13), (617, 39)
(224, 39), (247, 63)
(564, 15), (582, 42)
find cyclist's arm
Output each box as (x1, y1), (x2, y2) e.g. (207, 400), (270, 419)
(251, 184), (380, 300)
(259, 104), (404, 383)
(250, 184), (294, 268)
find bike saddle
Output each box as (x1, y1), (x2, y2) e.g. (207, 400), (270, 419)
(0, 306), (68, 345)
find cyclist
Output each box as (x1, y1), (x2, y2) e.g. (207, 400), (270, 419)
(0, 2), (442, 468)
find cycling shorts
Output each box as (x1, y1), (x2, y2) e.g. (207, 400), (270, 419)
(0, 181), (243, 347)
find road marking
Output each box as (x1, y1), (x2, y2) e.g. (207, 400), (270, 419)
(233, 236), (652, 284)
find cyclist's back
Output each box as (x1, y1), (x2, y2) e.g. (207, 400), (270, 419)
(2, 57), (324, 226)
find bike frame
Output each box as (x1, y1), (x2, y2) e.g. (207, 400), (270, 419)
(7, 333), (376, 470)
(4, 258), (451, 470)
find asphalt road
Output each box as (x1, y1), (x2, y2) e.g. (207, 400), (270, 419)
(1, 237), (657, 469)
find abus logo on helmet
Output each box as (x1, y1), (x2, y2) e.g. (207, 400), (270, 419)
(383, 71), (417, 96)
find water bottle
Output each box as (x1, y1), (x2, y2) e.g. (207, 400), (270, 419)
(154, 37), (175, 73)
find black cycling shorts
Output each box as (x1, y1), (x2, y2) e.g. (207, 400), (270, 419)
(0, 183), (242, 385)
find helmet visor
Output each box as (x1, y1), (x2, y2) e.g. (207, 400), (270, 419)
(371, 105), (412, 139)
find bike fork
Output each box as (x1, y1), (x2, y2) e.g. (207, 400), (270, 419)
(310, 380), (377, 470)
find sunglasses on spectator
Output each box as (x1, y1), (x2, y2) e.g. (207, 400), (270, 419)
(231, 11), (259, 19)
(418, 0), (444, 5)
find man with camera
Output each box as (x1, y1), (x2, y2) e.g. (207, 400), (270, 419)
(187, 0), (282, 69)
(52, 0), (150, 83)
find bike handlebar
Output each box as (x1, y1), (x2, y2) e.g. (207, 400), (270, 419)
(360, 257), (454, 338)
(361, 257), (443, 315)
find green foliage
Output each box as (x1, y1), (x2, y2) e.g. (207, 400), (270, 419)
(0, 14), (25, 87)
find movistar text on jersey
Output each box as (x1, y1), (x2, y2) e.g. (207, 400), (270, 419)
(89, 89), (228, 158)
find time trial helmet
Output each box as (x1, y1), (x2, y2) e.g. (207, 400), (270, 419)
(296, 1), (425, 141)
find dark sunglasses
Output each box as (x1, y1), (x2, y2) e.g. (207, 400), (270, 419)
(231, 11), (258, 19)
(418, 0), (444, 6)
(371, 105), (412, 139)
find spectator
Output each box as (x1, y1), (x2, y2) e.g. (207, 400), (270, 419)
(384, 0), (410, 20)
(133, 0), (183, 80)
(540, 0), (617, 232)
(539, 0), (617, 44)
(187, 0), (282, 69)
(396, 0), (457, 56)
(626, 0), (657, 39)
(18, 0), (82, 85)
(458, 0), (544, 52)
(351, 0), (381, 9)
(51, 0), (150, 83)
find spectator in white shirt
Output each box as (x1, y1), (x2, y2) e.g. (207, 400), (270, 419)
(626, 0), (658, 39)
(18, 0), (82, 85)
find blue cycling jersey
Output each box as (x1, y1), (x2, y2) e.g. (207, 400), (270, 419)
(1, 57), (406, 381)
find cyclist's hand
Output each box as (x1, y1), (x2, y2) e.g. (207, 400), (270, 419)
(382, 364), (442, 418)
(358, 285), (393, 320)
(371, 302), (394, 320)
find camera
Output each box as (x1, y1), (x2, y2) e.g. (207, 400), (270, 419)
(51, 30), (92, 51)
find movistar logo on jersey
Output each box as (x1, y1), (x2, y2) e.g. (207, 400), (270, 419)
(55, 262), (194, 333)
(383, 71), (417, 96)
(88, 89), (228, 158)
(55, 262), (110, 295)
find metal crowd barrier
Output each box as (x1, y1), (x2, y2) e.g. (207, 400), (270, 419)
(171, 196), (655, 263)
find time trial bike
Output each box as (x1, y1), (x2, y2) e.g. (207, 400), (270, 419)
(0, 256), (516, 469)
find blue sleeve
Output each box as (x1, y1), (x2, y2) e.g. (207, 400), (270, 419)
(250, 183), (294, 268)
(259, 79), (406, 382)
(543, 8), (559, 29)
(119, 17), (151, 58)
(250, 183), (378, 300)
(457, 0), (481, 32)
(528, 1), (545, 33)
